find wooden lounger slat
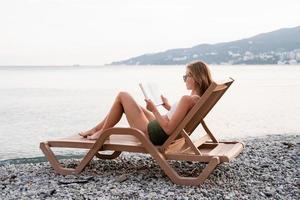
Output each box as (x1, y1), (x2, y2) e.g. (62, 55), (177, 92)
(193, 134), (211, 148)
(165, 141), (243, 162)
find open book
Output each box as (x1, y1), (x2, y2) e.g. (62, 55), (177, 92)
(139, 82), (163, 106)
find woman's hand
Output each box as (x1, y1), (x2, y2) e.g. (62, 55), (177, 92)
(161, 95), (171, 110)
(144, 99), (157, 113)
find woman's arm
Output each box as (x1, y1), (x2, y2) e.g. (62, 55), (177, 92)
(145, 95), (194, 135)
(161, 95), (171, 111)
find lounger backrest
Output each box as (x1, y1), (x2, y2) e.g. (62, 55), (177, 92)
(184, 79), (233, 134)
(162, 78), (234, 148)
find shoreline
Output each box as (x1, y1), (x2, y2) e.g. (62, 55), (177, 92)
(1, 134), (299, 199)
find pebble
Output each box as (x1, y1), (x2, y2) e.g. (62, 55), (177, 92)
(58, 176), (94, 185)
(281, 141), (296, 148)
(116, 174), (128, 183)
(0, 134), (299, 199)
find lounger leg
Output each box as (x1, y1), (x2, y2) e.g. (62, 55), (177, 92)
(150, 152), (220, 186)
(40, 142), (77, 175)
(72, 136), (112, 173)
(41, 132), (117, 175)
(95, 151), (121, 159)
(188, 156), (220, 185)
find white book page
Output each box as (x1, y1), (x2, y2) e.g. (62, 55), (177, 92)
(139, 82), (163, 106)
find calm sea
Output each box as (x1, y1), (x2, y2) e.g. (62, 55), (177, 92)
(0, 65), (299, 160)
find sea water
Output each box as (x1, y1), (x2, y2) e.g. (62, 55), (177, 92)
(0, 65), (299, 160)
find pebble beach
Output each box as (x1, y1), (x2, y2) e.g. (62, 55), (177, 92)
(1, 134), (299, 200)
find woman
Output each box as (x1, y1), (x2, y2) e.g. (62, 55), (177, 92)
(79, 60), (213, 145)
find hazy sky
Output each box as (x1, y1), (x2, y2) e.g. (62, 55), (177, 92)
(0, 0), (299, 65)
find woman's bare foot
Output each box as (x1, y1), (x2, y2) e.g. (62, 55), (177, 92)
(79, 127), (97, 138)
(87, 130), (103, 140)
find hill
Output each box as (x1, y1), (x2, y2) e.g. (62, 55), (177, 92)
(110, 26), (300, 65)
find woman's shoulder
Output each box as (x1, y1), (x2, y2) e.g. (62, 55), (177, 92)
(179, 94), (200, 101)
(191, 95), (201, 102)
(179, 95), (200, 107)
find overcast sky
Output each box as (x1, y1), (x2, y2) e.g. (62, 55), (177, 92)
(0, 0), (299, 65)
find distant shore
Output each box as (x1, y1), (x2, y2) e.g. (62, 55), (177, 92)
(1, 134), (299, 199)
(0, 64), (300, 68)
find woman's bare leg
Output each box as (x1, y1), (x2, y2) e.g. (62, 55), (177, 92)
(87, 92), (125, 139)
(80, 103), (154, 137)
(88, 92), (150, 140)
(78, 116), (107, 137)
(141, 106), (156, 121)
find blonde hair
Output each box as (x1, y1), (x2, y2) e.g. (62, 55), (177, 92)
(187, 60), (213, 96)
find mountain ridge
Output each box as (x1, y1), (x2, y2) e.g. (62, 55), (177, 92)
(110, 26), (300, 65)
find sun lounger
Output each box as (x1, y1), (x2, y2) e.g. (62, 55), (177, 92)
(40, 78), (244, 186)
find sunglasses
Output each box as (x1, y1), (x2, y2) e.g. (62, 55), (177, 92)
(183, 73), (192, 82)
